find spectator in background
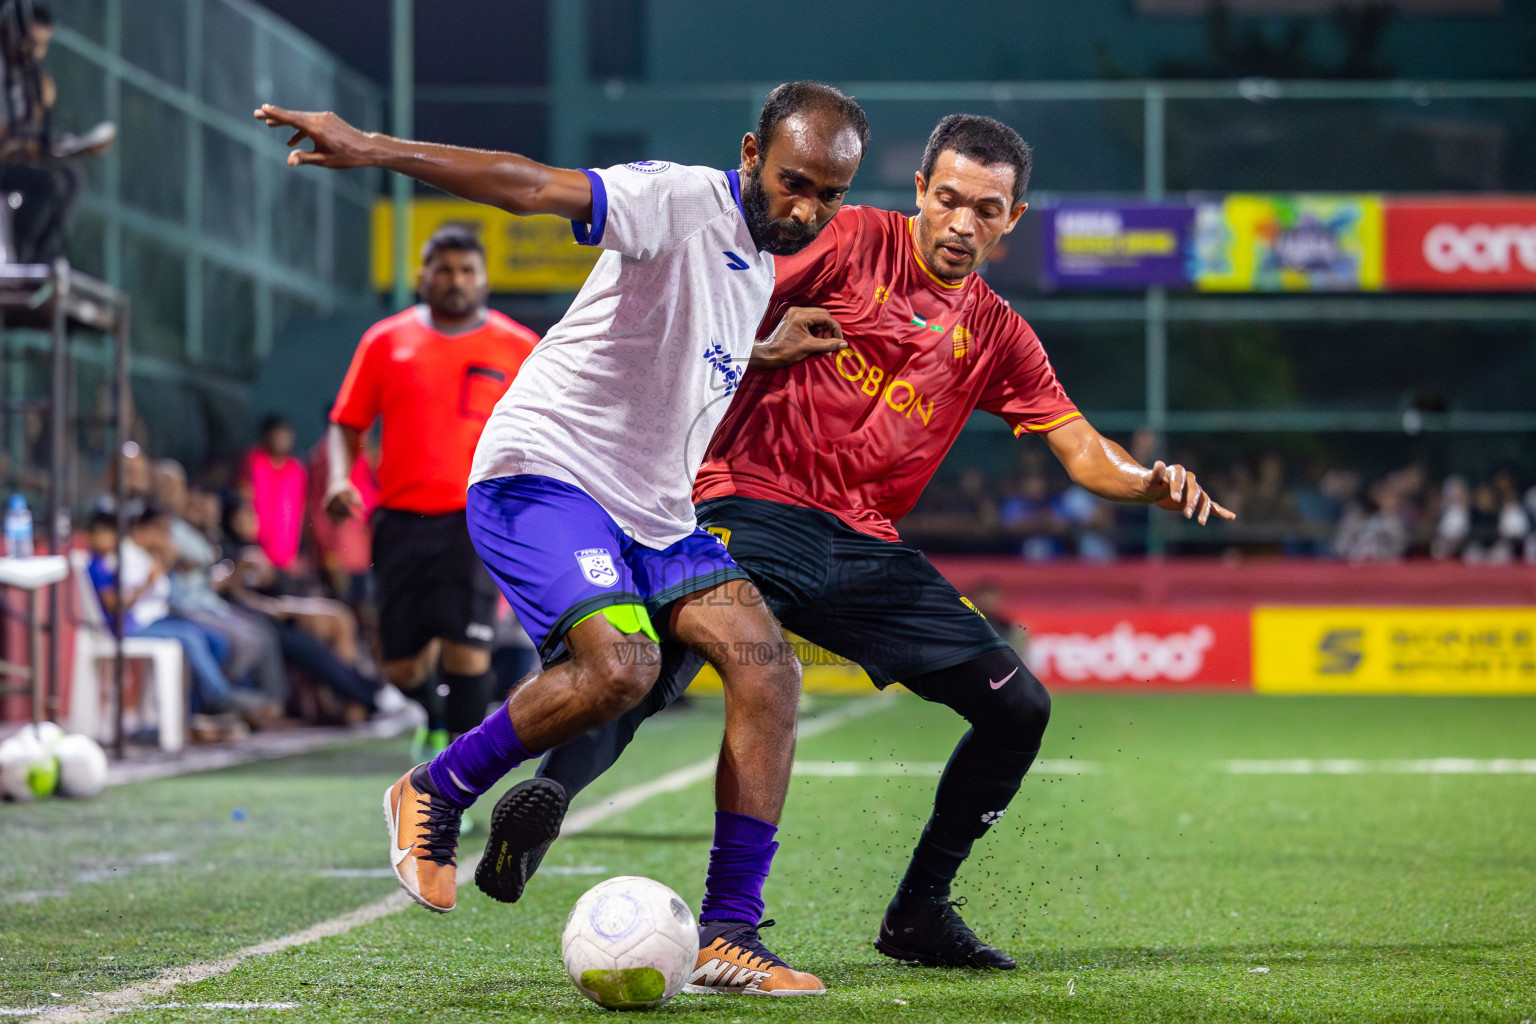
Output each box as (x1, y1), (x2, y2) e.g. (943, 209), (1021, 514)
(1058, 483), (1116, 562)
(0, 4), (113, 264)
(900, 467), (1001, 549)
(1335, 477), (1410, 562)
(220, 496), (361, 666)
(1492, 469), (1531, 564)
(1431, 476), (1471, 560)
(86, 508), (272, 721)
(999, 471), (1068, 561)
(240, 416), (307, 573)
(153, 458), (290, 719)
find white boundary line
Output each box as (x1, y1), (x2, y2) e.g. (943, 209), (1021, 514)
(20, 696), (895, 1023)
(1224, 757), (1536, 775)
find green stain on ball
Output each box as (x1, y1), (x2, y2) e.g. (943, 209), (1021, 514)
(26, 756), (58, 797)
(580, 967), (667, 1009)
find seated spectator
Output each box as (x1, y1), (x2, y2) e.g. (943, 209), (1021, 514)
(1431, 476), (1471, 560)
(85, 508), (274, 721)
(1492, 469), (1531, 565)
(1334, 480), (1409, 562)
(899, 467), (1002, 551)
(1057, 483), (1116, 563)
(999, 472), (1069, 561)
(153, 458), (291, 717)
(220, 497), (362, 668)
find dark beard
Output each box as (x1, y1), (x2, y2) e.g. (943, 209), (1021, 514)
(740, 165), (820, 257)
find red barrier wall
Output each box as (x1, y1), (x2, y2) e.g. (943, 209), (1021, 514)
(930, 558), (1536, 607)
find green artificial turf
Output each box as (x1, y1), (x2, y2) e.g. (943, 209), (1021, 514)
(2, 693), (1534, 1023)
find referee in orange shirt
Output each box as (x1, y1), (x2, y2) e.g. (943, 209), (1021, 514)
(326, 226), (538, 758)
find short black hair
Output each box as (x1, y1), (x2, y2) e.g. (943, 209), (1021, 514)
(30, 3), (52, 27)
(756, 81), (869, 161)
(920, 114), (1033, 206)
(132, 502), (168, 528)
(258, 414), (290, 438)
(421, 224), (485, 266)
(88, 509), (116, 531)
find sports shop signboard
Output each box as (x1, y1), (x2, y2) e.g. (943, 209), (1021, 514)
(1012, 195), (1536, 293)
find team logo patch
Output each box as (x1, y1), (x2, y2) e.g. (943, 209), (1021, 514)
(624, 160), (670, 173)
(705, 526), (731, 548)
(575, 548), (620, 587)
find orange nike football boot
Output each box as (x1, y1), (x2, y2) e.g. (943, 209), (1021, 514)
(684, 920), (826, 996)
(383, 763), (463, 912)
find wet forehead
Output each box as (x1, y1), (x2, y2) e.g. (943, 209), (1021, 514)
(767, 112), (861, 185)
(928, 150), (1017, 205)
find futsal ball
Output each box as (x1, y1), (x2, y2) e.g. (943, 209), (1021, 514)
(16, 720), (64, 751)
(54, 734), (108, 798)
(561, 876), (698, 1010)
(0, 732), (58, 802)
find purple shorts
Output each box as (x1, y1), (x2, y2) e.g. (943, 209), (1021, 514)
(466, 474), (747, 664)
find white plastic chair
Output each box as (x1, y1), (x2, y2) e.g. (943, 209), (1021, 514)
(67, 550), (188, 753)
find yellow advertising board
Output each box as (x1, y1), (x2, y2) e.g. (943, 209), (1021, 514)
(687, 636), (875, 695)
(1253, 607), (1536, 695)
(372, 199), (600, 293)
(1194, 194), (1384, 292)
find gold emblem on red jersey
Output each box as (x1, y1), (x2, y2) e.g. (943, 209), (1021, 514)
(874, 285), (890, 304)
(952, 326), (972, 359)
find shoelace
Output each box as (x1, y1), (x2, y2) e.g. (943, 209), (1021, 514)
(935, 898), (984, 949)
(712, 919), (789, 972)
(415, 794), (462, 867)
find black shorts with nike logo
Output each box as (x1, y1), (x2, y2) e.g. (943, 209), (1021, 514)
(694, 494), (1011, 688)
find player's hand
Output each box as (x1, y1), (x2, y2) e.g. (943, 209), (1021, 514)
(751, 307), (847, 369)
(253, 104), (378, 169)
(1146, 461), (1235, 525)
(323, 481), (365, 524)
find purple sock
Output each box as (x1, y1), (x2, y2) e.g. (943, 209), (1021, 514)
(427, 702), (530, 809)
(700, 811), (779, 924)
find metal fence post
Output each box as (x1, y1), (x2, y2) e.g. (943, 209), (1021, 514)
(1143, 85), (1168, 558)
(390, 0), (414, 312)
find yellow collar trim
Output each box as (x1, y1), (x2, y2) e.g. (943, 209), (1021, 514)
(907, 217), (967, 291)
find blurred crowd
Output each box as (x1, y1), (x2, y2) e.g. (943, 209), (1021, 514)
(900, 444), (1536, 565)
(82, 416), (392, 741)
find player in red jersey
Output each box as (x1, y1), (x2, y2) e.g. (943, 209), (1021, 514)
(478, 115), (1232, 971)
(328, 226), (538, 759)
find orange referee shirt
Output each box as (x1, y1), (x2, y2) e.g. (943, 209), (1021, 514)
(330, 307), (538, 515)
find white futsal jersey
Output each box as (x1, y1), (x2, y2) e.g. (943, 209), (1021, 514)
(470, 161), (775, 549)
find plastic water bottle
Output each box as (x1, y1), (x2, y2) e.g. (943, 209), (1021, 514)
(4, 494), (34, 558)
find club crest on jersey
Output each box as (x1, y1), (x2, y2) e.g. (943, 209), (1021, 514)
(624, 160), (670, 173)
(575, 548), (619, 587)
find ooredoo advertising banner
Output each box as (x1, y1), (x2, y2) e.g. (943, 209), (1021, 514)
(1384, 198), (1536, 291)
(1194, 194), (1385, 292)
(1039, 204), (1195, 290)
(1013, 608), (1252, 688)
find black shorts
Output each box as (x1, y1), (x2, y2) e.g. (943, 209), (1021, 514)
(695, 495), (1010, 687)
(372, 508), (500, 662)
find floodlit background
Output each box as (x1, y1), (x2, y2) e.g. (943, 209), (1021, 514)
(1, 2), (1533, 1022)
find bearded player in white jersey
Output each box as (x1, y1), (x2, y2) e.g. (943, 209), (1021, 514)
(258, 82), (866, 995)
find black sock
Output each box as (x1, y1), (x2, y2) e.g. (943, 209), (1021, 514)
(400, 675), (448, 733)
(897, 729), (1038, 902)
(443, 669), (495, 738)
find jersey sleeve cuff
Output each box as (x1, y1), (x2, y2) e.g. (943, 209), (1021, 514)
(1012, 410), (1083, 436)
(570, 168), (609, 247)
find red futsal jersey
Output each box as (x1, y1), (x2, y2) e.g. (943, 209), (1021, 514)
(693, 206), (1081, 541)
(331, 308), (538, 515)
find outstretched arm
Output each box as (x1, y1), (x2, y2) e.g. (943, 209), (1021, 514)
(1044, 417), (1235, 526)
(254, 105), (593, 221)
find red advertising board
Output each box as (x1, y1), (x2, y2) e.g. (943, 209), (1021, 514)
(1010, 606), (1251, 689)
(1385, 198), (1536, 291)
